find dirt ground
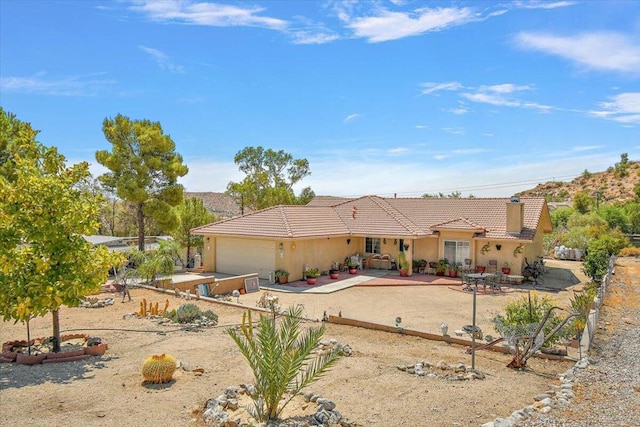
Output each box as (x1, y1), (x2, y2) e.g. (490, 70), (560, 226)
(0, 260), (593, 426)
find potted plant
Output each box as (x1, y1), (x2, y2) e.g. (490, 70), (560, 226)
(329, 268), (340, 279)
(275, 269), (289, 285)
(476, 264), (486, 273)
(304, 268), (320, 285)
(501, 261), (511, 275)
(448, 262), (460, 278)
(435, 259), (447, 276)
(347, 260), (359, 274)
(398, 252), (410, 277)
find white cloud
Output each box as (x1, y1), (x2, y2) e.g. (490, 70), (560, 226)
(388, 147), (410, 155)
(571, 145), (604, 152)
(420, 81), (463, 95)
(461, 83), (552, 111)
(290, 31), (340, 45)
(515, 31), (640, 73)
(446, 107), (468, 115)
(130, 0), (287, 30)
(415, 125), (428, 129)
(442, 127), (465, 135)
(589, 92), (640, 125)
(343, 113), (362, 123)
(514, 1), (576, 10)
(344, 7), (476, 43)
(0, 73), (115, 96)
(139, 46), (185, 73)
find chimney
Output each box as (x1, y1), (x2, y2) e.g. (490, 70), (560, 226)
(506, 196), (524, 234)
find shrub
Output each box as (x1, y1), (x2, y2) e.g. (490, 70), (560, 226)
(619, 246), (640, 257)
(174, 303), (202, 323)
(493, 292), (568, 347)
(202, 309), (218, 324)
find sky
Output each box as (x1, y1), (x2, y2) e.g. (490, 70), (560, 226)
(1, 0), (639, 198)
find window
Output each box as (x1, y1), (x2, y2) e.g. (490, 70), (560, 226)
(443, 240), (470, 264)
(365, 237), (381, 254)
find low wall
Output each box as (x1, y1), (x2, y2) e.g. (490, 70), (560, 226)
(153, 273), (259, 296)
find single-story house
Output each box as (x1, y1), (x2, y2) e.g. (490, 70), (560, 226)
(192, 195), (552, 282)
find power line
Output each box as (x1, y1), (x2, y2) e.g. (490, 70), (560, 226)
(371, 173), (581, 198)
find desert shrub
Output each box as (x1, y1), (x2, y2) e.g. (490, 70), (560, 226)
(202, 309), (218, 324)
(619, 246), (640, 257)
(493, 292), (568, 347)
(174, 303), (202, 323)
(163, 309), (176, 319)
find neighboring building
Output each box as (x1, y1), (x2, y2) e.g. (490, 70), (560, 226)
(83, 235), (171, 252)
(192, 195), (552, 281)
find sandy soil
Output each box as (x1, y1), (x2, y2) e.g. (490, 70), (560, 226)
(0, 260), (590, 427)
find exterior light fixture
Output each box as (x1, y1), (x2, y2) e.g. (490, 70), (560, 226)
(347, 238), (351, 245)
(279, 242), (284, 258)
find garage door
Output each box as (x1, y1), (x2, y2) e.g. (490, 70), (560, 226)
(216, 238), (276, 278)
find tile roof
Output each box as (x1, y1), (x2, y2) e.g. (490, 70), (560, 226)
(193, 196), (550, 242)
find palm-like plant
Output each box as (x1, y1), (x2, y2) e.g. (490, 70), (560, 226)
(227, 305), (341, 422)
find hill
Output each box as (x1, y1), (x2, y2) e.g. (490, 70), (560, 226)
(517, 161), (639, 204)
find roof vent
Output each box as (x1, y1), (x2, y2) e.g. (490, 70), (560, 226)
(510, 196), (520, 203)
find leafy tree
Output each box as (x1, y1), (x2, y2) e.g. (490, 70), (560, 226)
(597, 204), (629, 232)
(227, 305), (341, 422)
(613, 152), (629, 178)
(623, 202), (640, 234)
(550, 207), (574, 230)
(582, 232), (628, 280)
(171, 197), (215, 264)
(226, 146), (314, 212)
(572, 191), (592, 214)
(0, 108), (123, 352)
(96, 114), (188, 250)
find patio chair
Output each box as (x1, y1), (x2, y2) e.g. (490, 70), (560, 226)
(462, 258), (473, 273)
(379, 254), (392, 270)
(361, 255), (373, 270)
(371, 254), (382, 269)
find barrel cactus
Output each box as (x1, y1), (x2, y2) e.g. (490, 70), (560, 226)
(141, 354), (177, 384)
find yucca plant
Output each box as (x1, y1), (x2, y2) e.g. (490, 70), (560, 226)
(226, 305), (341, 422)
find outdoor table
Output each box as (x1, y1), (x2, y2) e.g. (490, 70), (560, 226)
(465, 273), (496, 291)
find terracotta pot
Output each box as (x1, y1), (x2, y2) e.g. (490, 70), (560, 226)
(330, 273), (339, 279)
(476, 266), (486, 273)
(16, 352), (47, 365)
(239, 288), (246, 295)
(502, 268), (511, 274)
(85, 343), (108, 356)
(399, 269), (409, 277)
(278, 277), (288, 284)
(349, 268), (358, 275)
(306, 278), (317, 285)
(46, 348), (86, 359)
(449, 271), (457, 278)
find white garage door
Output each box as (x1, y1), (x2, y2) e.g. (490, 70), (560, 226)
(216, 238), (276, 278)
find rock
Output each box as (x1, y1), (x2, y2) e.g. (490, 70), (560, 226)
(317, 398), (336, 411)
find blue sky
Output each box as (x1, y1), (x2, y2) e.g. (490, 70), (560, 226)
(1, 1), (639, 198)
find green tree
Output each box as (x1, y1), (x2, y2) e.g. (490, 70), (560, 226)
(96, 114), (188, 250)
(550, 207), (574, 230)
(582, 232), (629, 280)
(171, 197), (215, 264)
(597, 204), (629, 232)
(227, 305), (341, 422)
(572, 191), (592, 214)
(613, 152), (629, 178)
(0, 109), (123, 352)
(226, 146), (314, 212)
